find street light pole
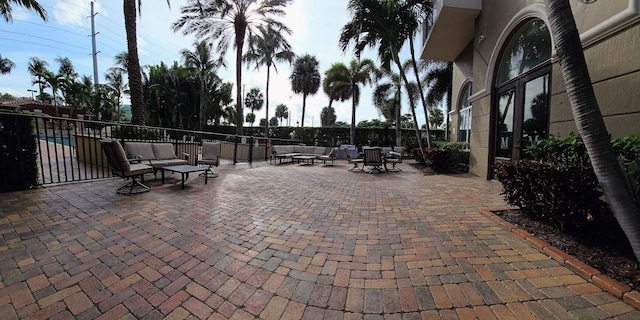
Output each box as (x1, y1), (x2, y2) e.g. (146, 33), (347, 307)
(27, 89), (36, 100)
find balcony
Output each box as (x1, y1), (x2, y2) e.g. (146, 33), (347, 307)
(421, 0), (482, 61)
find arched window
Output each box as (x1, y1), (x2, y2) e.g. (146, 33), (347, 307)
(458, 82), (472, 143)
(493, 18), (551, 163)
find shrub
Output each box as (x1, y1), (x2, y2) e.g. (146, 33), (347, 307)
(494, 161), (608, 230)
(415, 141), (470, 173)
(0, 110), (39, 192)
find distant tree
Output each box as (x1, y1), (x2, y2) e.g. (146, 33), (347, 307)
(181, 40), (222, 130)
(275, 103), (288, 125)
(320, 106), (337, 127)
(27, 57), (48, 101)
(43, 70), (63, 108)
(334, 121), (349, 128)
(245, 112), (256, 126)
(244, 87), (264, 126)
(0, 0), (47, 22)
(269, 116), (279, 126)
(429, 107), (444, 129)
(244, 24), (294, 138)
(173, 0), (291, 135)
(259, 118), (267, 127)
(0, 54), (15, 74)
(290, 54), (320, 126)
(104, 68), (128, 122)
(323, 59), (376, 145)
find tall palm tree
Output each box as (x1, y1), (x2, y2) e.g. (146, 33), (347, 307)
(55, 56), (78, 108)
(275, 103), (288, 125)
(27, 57), (48, 101)
(244, 24), (294, 138)
(373, 67), (402, 146)
(105, 68), (128, 122)
(0, 54), (15, 74)
(290, 54), (320, 127)
(320, 106), (337, 127)
(43, 70), (63, 114)
(323, 59), (376, 145)
(123, 0), (171, 125)
(173, 0), (292, 135)
(181, 40), (222, 130)
(545, 0), (640, 260)
(244, 87), (263, 127)
(340, 0), (430, 153)
(0, 0), (47, 22)
(419, 60), (452, 139)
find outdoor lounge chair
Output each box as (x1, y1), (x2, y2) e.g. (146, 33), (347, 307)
(385, 151), (403, 172)
(363, 147), (385, 174)
(101, 139), (154, 195)
(318, 147), (338, 165)
(344, 147), (364, 172)
(198, 141), (221, 178)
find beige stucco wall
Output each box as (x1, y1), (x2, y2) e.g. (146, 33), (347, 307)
(449, 0), (640, 179)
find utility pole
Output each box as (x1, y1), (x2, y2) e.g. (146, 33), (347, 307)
(90, 2), (100, 87)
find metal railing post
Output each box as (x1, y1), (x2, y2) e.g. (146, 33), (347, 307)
(249, 136), (254, 164)
(233, 135), (238, 165)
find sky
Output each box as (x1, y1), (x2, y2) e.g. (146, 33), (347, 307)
(0, 0), (429, 127)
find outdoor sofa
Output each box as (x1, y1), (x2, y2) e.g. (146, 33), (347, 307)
(270, 145), (329, 164)
(123, 141), (189, 173)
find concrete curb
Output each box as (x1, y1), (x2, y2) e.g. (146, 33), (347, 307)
(479, 207), (640, 310)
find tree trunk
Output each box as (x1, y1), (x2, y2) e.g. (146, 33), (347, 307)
(408, 36), (433, 148)
(545, 0), (640, 260)
(200, 74), (205, 130)
(235, 30), (245, 135)
(395, 84), (402, 148)
(301, 93), (306, 127)
(123, 0), (145, 125)
(393, 54), (425, 159)
(265, 65), (271, 138)
(350, 85), (356, 145)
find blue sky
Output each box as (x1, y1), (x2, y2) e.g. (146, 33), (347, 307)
(0, 0), (429, 127)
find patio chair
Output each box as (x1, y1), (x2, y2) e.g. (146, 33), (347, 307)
(198, 141), (221, 178)
(385, 151), (403, 172)
(344, 147), (364, 172)
(101, 139), (154, 195)
(363, 147), (385, 174)
(318, 147), (338, 165)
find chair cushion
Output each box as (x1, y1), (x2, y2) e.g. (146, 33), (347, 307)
(112, 139), (131, 173)
(152, 143), (177, 160)
(124, 142), (155, 160)
(202, 142), (221, 160)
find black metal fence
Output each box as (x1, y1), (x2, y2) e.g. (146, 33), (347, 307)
(1, 112), (294, 189)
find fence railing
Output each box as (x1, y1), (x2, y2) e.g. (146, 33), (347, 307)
(1, 112), (288, 188)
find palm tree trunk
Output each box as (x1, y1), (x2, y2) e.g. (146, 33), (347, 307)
(545, 0), (640, 260)
(235, 32), (245, 135)
(124, 0), (145, 125)
(395, 84), (402, 148)
(408, 36), (433, 148)
(265, 66), (271, 138)
(350, 86), (356, 145)
(301, 93), (306, 127)
(393, 54), (426, 159)
(200, 75), (205, 131)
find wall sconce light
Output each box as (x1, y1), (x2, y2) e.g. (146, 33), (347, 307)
(477, 34), (485, 44)
(577, 0), (597, 3)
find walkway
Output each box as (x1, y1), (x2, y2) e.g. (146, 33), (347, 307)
(0, 161), (638, 319)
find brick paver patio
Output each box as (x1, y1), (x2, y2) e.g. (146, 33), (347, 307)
(1, 160), (638, 319)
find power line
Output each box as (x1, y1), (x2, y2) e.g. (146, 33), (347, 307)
(0, 37), (88, 56)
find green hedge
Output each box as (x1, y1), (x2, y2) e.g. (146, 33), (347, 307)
(0, 111), (39, 192)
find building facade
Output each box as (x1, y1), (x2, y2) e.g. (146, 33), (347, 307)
(421, 0), (640, 179)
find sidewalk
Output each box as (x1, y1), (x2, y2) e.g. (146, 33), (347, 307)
(0, 160), (638, 319)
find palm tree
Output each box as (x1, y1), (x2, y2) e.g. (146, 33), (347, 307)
(123, 0), (171, 125)
(275, 103), (288, 125)
(0, 0), (47, 22)
(245, 112), (255, 126)
(181, 40), (222, 130)
(27, 57), (50, 102)
(545, 0), (640, 260)
(43, 70), (63, 114)
(244, 24), (294, 138)
(323, 59), (376, 145)
(320, 106), (337, 127)
(290, 54), (320, 127)
(0, 54), (15, 74)
(105, 68), (128, 122)
(244, 87), (263, 127)
(374, 67), (403, 146)
(173, 0), (292, 135)
(340, 0), (430, 152)
(419, 60), (452, 139)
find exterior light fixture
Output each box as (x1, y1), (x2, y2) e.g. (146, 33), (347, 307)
(577, 0), (597, 3)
